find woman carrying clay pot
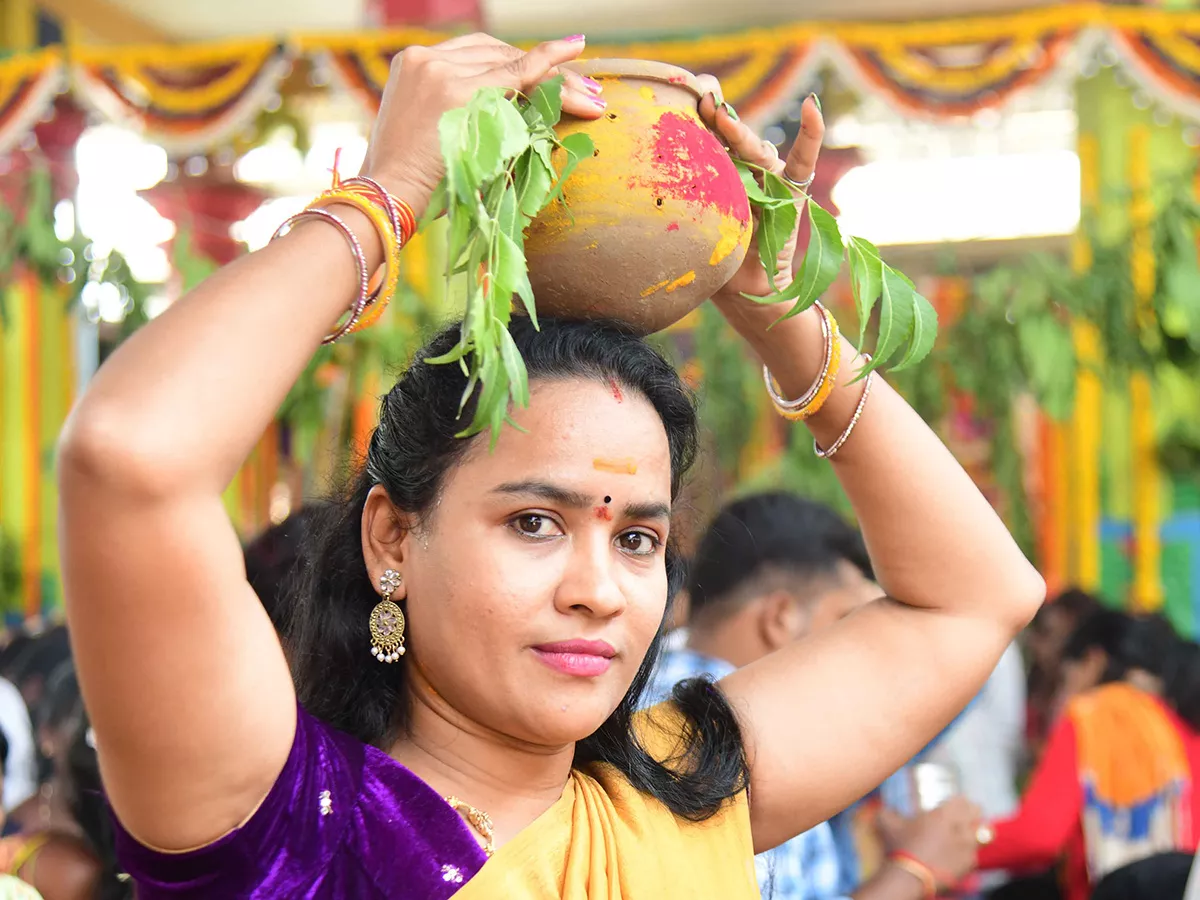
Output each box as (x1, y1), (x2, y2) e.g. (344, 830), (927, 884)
(56, 32), (1043, 899)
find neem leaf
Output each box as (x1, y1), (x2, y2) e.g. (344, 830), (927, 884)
(419, 182), (449, 231)
(773, 199), (843, 318)
(892, 277), (938, 371)
(847, 237), (883, 345)
(737, 163), (770, 205)
(466, 109), (504, 183)
(438, 108), (478, 205)
(495, 99), (533, 161)
(757, 173), (799, 285)
(528, 76), (565, 128)
(494, 230), (527, 304)
(866, 265), (916, 373)
(515, 150), (554, 219)
(515, 271), (538, 328)
(545, 133), (595, 207)
(495, 185), (521, 244)
(498, 325), (531, 407)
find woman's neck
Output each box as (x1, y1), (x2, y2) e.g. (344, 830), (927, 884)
(388, 669), (576, 847)
(1125, 669), (1163, 697)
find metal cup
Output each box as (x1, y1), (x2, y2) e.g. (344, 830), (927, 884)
(911, 761), (962, 812)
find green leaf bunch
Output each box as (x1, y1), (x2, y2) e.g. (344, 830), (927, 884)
(423, 78), (593, 443)
(733, 160), (939, 375)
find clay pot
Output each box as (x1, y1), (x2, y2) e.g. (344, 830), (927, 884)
(523, 60), (752, 335)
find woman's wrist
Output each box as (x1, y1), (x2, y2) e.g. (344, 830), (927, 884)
(719, 299), (827, 402)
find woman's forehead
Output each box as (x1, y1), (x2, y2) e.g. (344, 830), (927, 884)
(459, 379), (673, 489)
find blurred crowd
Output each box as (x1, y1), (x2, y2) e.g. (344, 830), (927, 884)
(0, 497), (1195, 899)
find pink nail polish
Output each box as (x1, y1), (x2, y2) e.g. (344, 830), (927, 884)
(591, 96), (607, 109)
(564, 34), (586, 42)
(582, 76), (603, 93)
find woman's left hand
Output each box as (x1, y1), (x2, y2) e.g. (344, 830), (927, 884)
(695, 77), (825, 316)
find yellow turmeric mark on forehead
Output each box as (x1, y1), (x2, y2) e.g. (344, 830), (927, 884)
(594, 458), (639, 475)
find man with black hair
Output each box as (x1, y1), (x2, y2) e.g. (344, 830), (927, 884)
(647, 492), (979, 900)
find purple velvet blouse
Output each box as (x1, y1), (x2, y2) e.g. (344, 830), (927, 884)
(112, 705), (489, 898)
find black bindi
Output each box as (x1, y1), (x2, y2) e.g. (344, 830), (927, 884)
(604, 496), (612, 504)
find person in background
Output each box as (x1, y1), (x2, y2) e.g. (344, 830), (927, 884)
(6, 632), (70, 724)
(0, 675), (37, 816)
(7, 665), (83, 838)
(1023, 589), (1101, 754)
(646, 492), (981, 900)
(0, 730), (45, 900)
(0, 667), (104, 900)
(978, 613), (1200, 900)
(1091, 851), (1192, 900)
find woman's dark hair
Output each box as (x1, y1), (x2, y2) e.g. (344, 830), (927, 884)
(1165, 639), (1200, 731)
(244, 505), (326, 631)
(286, 318), (747, 820)
(1064, 611), (1200, 724)
(64, 713), (130, 900)
(1062, 608), (1132, 669)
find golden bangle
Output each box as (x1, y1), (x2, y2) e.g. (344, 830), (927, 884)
(311, 189), (402, 330)
(764, 303), (843, 422)
(889, 856), (937, 900)
(764, 301), (832, 412)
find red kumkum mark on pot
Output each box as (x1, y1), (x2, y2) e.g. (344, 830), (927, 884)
(666, 222), (679, 232)
(640, 112), (750, 224)
(594, 458), (638, 475)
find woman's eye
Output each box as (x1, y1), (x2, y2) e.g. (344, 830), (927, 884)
(618, 531), (660, 556)
(513, 514), (561, 538)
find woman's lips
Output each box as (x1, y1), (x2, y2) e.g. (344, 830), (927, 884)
(532, 640), (616, 677)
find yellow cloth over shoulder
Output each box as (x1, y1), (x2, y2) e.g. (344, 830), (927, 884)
(456, 702), (759, 899)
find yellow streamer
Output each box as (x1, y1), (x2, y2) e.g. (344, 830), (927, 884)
(875, 38), (1049, 92)
(72, 40), (280, 115)
(1129, 125), (1163, 611)
(1072, 133), (1101, 591)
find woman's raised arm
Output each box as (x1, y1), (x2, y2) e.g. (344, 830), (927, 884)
(703, 93), (1045, 853)
(56, 36), (601, 851)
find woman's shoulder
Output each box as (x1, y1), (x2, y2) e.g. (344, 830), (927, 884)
(114, 704), (487, 899)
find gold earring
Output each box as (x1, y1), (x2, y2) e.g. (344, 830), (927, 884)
(370, 569), (406, 664)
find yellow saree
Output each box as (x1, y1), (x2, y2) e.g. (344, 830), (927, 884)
(456, 704), (760, 899)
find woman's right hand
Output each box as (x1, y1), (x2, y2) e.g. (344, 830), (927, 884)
(361, 33), (607, 216)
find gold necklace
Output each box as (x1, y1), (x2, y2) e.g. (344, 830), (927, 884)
(445, 796), (495, 857)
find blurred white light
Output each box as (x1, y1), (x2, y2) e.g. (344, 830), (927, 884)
(82, 281), (129, 323)
(236, 140), (304, 185)
(54, 200), (75, 241)
(124, 246), (173, 284)
(75, 125), (173, 286)
(834, 150), (1081, 245)
(144, 293), (172, 319)
(75, 125), (168, 190)
(234, 196), (309, 251)
(306, 125), (368, 182)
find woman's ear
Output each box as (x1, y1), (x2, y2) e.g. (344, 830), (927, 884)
(361, 485), (413, 600)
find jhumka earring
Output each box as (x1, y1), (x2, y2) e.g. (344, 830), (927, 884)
(370, 569), (406, 663)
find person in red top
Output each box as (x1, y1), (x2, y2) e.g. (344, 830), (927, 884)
(979, 612), (1200, 900)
